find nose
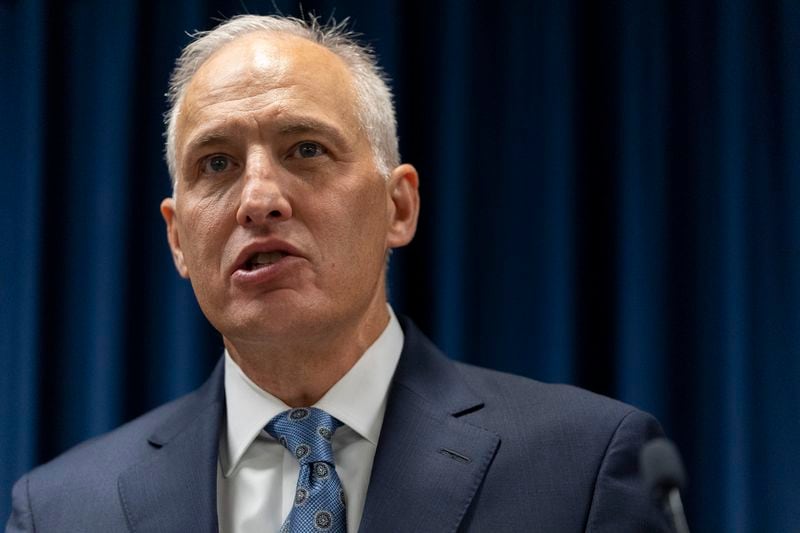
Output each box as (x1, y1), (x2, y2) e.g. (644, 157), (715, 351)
(235, 156), (293, 227)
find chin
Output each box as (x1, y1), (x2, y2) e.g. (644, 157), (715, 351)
(215, 299), (329, 341)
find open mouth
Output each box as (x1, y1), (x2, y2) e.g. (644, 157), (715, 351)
(244, 251), (288, 271)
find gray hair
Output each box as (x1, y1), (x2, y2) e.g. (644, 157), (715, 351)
(164, 14), (399, 190)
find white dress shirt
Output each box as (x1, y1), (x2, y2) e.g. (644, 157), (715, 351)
(217, 307), (404, 533)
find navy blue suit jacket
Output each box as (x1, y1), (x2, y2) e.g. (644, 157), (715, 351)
(7, 317), (669, 532)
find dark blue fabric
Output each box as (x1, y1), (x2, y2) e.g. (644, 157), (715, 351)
(2, 1), (799, 531)
(6, 358), (225, 533)
(5, 318), (669, 532)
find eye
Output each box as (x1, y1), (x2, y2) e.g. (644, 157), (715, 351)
(202, 154), (234, 174)
(292, 142), (327, 159)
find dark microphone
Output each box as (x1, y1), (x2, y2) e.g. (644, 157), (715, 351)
(639, 438), (691, 533)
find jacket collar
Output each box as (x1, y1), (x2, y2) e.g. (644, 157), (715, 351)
(358, 316), (500, 532)
(116, 317), (499, 533)
(118, 358), (224, 533)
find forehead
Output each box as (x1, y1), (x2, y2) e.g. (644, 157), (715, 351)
(177, 32), (360, 142)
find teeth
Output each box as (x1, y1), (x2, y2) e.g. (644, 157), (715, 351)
(250, 251), (286, 268)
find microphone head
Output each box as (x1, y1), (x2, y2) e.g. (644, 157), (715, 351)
(639, 437), (687, 502)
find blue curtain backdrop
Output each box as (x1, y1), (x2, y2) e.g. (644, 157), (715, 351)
(1, 0), (798, 530)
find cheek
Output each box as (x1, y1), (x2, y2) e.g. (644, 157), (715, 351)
(321, 183), (388, 264)
(178, 197), (235, 268)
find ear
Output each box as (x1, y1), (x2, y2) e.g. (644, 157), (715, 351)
(385, 163), (420, 249)
(160, 197), (190, 279)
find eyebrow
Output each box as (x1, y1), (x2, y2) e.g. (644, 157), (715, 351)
(185, 131), (235, 155)
(276, 118), (351, 150)
(183, 116), (352, 158)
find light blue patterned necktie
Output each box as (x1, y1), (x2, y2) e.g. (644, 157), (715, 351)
(266, 407), (347, 533)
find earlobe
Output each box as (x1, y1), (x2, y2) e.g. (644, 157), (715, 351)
(386, 164), (420, 249)
(160, 198), (190, 279)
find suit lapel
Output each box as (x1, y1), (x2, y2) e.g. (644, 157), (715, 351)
(118, 359), (225, 533)
(114, 320), (496, 533)
(358, 318), (500, 533)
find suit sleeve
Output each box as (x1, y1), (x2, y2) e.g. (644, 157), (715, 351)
(585, 409), (672, 533)
(5, 474), (34, 533)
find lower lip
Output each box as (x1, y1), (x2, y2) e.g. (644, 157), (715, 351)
(230, 256), (303, 287)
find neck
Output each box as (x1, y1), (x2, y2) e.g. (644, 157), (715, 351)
(224, 303), (390, 407)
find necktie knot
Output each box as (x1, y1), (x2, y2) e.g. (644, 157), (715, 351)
(265, 407), (342, 466)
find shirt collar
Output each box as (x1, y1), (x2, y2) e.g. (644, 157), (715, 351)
(221, 306), (404, 477)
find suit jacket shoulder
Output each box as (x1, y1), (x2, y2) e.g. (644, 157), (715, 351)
(358, 316), (669, 532)
(6, 360), (224, 533)
(455, 361), (665, 531)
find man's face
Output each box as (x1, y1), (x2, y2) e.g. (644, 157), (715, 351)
(161, 33), (418, 345)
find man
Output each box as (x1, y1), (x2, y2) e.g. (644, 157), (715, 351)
(7, 15), (669, 532)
